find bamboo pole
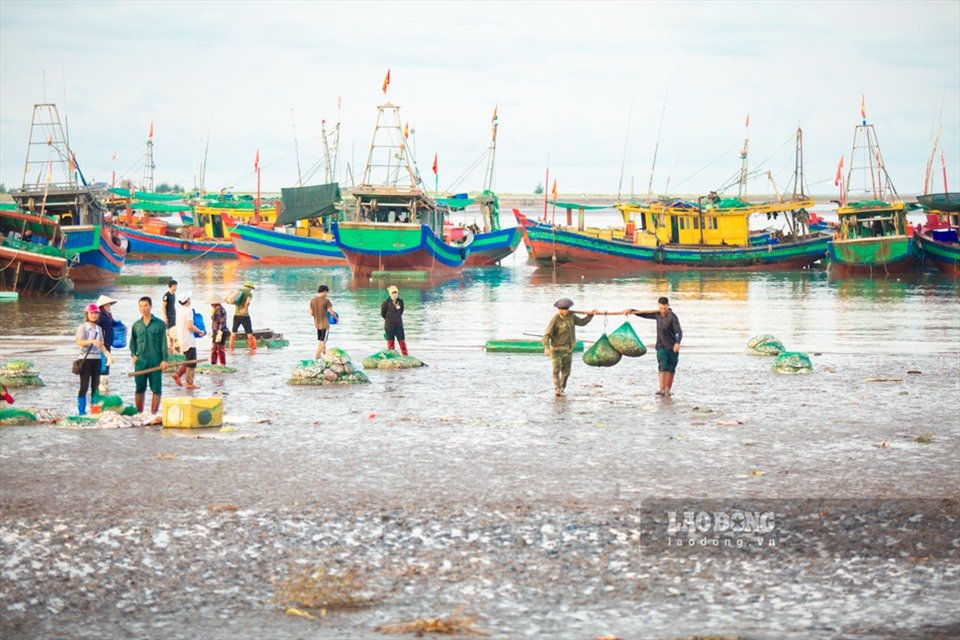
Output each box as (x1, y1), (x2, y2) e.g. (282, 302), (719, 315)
(128, 360), (201, 377)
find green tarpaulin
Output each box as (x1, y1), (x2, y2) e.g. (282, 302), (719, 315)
(437, 197), (476, 209)
(548, 200), (612, 210)
(108, 188), (184, 201)
(130, 201), (192, 212)
(277, 183), (341, 226)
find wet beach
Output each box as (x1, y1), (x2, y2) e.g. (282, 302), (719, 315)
(1, 257), (959, 638)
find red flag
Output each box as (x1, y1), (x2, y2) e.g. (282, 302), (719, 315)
(860, 93), (866, 120)
(834, 155), (844, 186)
(148, 121), (154, 139)
(382, 69), (391, 94)
(745, 113), (750, 128)
(46, 135), (53, 146)
(254, 148), (260, 172)
(432, 153), (438, 175)
(551, 179), (558, 201)
(403, 122), (409, 139)
(69, 152), (77, 173)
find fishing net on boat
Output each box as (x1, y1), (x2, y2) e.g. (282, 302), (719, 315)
(289, 348), (369, 385)
(0, 408), (38, 425)
(747, 335), (786, 356)
(771, 352), (814, 375)
(362, 350), (426, 370)
(0, 360), (44, 387)
(607, 322), (647, 357)
(582, 334), (622, 367)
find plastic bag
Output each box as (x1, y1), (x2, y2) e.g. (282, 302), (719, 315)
(193, 310), (206, 338)
(608, 322), (647, 357)
(582, 334), (622, 367)
(112, 319), (127, 348)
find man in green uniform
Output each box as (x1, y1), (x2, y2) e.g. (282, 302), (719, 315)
(542, 298), (596, 397)
(130, 296), (169, 414)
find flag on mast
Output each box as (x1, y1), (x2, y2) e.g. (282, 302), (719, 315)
(745, 113), (750, 128)
(492, 105), (498, 123)
(148, 121), (154, 139)
(45, 161), (53, 184)
(860, 93), (866, 121)
(254, 148), (260, 172)
(382, 69), (391, 94)
(551, 179), (558, 201)
(834, 155), (844, 186)
(432, 153), (438, 175)
(403, 122), (409, 139)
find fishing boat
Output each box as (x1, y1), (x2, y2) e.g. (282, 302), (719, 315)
(914, 192), (959, 274)
(332, 102), (471, 277)
(827, 107), (918, 276)
(224, 183), (344, 265)
(9, 104), (127, 285)
(519, 130), (825, 270)
(0, 205), (73, 294)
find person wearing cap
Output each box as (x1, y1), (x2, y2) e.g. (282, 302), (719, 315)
(130, 296), (169, 414)
(174, 292), (205, 389)
(309, 284), (336, 358)
(542, 299), (596, 397)
(95, 294), (118, 394)
(229, 281), (256, 351)
(380, 285), (407, 355)
(75, 303), (110, 415)
(209, 295), (228, 366)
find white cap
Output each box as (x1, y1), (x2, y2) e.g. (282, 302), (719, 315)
(177, 291), (192, 303)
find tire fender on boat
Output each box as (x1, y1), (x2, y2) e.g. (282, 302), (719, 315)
(180, 241), (190, 252)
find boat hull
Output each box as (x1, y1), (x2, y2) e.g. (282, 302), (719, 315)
(915, 232), (960, 275)
(827, 235), (918, 276)
(229, 223), (344, 265)
(464, 226), (522, 267)
(0, 246), (72, 294)
(117, 226), (236, 260)
(517, 214), (828, 271)
(333, 222), (470, 276)
(62, 225), (126, 284)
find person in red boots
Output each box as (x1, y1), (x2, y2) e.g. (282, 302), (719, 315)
(209, 294), (228, 366)
(380, 285), (408, 355)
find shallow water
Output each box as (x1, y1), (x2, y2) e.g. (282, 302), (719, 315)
(1, 241), (959, 638)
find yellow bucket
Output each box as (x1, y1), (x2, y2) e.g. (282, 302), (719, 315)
(161, 397), (223, 428)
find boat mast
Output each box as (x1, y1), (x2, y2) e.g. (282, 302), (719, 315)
(292, 108), (303, 187)
(320, 120), (333, 184)
(738, 114), (749, 198)
(647, 89), (668, 199)
(332, 97), (342, 183)
(480, 105), (499, 231)
(844, 99), (899, 204)
(142, 122), (155, 192)
(360, 103), (419, 190)
(199, 136), (209, 196)
(21, 103), (74, 190)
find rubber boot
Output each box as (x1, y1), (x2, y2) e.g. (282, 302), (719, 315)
(98, 375), (109, 395)
(229, 334), (236, 351)
(387, 339), (395, 351)
(398, 340), (408, 356)
(247, 334), (257, 351)
(77, 396), (87, 416)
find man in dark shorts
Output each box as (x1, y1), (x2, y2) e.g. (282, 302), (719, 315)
(309, 284), (336, 358)
(130, 296), (169, 414)
(627, 296), (682, 396)
(229, 281), (256, 351)
(161, 280), (178, 353)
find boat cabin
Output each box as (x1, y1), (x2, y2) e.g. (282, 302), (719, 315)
(835, 200), (907, 240)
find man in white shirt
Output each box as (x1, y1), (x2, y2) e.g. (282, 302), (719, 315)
(173, 292), (205, 389)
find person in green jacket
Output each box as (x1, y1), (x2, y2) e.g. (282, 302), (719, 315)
(130, 296), (169, 414)
(542, 298), (596, 397)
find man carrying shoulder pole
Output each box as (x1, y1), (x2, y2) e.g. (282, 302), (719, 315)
(624, 296), (682, 396)
(542, 298), (597, 397)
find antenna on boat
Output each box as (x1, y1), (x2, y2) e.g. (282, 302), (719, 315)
(647, 88), (668, 200)
(291, 108), (303, 187)
(332, 97), (342, 182)
(922, 92), (945, 195)
(616, 98), (633, 202)
(320, 119), (333, 184)
(479, 105), (500, 232)
(199, 135), (209, 196)
(663, 153), (676, 194)
(738, 113), (750, 198)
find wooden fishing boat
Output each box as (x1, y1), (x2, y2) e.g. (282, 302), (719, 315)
(117, 224), (236, 260)
(10, 103), (126, 285)
(333, 102), (471, 277)
(0, 207), (73, 294)
(516, 198), (827, 271)
(914, 192), (960, 274)
(464, 224), (522, 266)
(223, 184), (345, 265)
(827, 111), (918, 276)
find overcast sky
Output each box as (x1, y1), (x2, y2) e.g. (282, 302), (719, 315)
(1, 1), (958, 196)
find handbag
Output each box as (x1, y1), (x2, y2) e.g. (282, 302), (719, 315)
(73, 345), (93, 375)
